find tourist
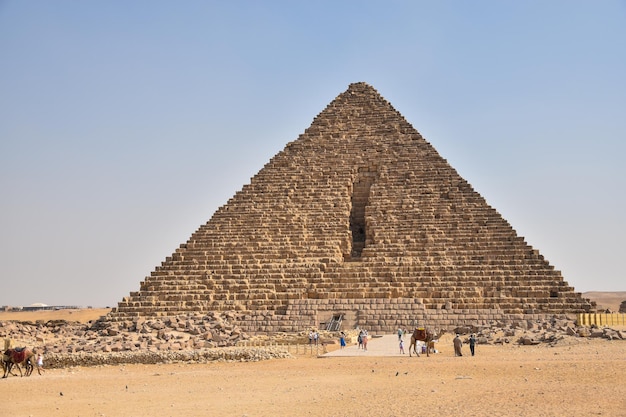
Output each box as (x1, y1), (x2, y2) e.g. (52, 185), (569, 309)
(357, 330), (363, 349)
(453, 334), (463, 356)
(339, 331), (346, 349)
(313, 331), (319, 346)
(397, 328), (403, 341)
(399, 338), (405, 354)
(36, 353), (45, 375)
(308, 330), (314, 345)
(469, 334), (476, 356)
(361, 329), (369, 351)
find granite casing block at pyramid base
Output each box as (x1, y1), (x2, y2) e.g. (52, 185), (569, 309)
(108, 82), (595, 333)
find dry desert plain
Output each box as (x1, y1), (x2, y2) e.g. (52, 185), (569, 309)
(1, 293), (625, 417)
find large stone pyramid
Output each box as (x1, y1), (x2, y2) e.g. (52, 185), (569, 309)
(110, 82), (594, 333)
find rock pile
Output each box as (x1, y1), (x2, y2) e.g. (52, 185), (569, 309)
(45, 346), (291, 369)
(1, 314), (623, 368)
(451, 316), (625, 346)
(0, 311), (293, 368)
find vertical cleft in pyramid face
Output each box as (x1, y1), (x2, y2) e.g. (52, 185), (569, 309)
(108, 81), (596, 332)
(350, 167), (376, 259)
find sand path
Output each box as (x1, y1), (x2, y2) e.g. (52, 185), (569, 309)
(2, 333), (624, 417)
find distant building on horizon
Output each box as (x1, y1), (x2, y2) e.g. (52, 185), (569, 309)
(0, 304), (83, 312)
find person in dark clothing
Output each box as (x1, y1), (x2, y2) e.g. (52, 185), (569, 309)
(469, 334), (476, 356)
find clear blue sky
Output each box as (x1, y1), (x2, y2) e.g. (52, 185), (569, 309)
(1, 1), (624, 307)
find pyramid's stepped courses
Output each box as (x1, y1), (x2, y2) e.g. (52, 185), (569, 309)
(109, 82), (594, 333)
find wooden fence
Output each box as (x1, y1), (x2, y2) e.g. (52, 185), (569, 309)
(577, 313), (626, 327)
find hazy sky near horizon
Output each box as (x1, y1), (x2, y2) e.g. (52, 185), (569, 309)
(1, 1), (625, 308)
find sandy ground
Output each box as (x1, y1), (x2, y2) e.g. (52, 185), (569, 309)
(1, 302), (625, 417)
(583, 291), (626, 312)
(1, 333), (625, 417)
(0, 308), (111, 324)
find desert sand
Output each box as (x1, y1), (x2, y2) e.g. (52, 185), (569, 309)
(583, 291), (626, 313)
(0, 308), (111, 324)
(1, 331), (625, 416)
(1, 302), (625, 417)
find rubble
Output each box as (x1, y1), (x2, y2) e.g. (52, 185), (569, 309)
(0, 311), (294, 368)
(450, 316), (624, 347)
(1, 314), (622, 368)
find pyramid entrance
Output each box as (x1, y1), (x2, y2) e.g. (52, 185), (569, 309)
(349, 168), (376, 259)
(108, 82), (595, 333)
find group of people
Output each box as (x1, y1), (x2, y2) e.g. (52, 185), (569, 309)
(357, 329), (369, 350)
(453, 333), (477, 357)
(397, 328), (406, 354)
(336, 328), (479, 356)
(308, 330), (319, 345)
(337, 329), (370, 350)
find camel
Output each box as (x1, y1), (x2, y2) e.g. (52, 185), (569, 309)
(3, 347), (35, 378)
(0, 356), (21, 377)
(408, 327), (444, 357)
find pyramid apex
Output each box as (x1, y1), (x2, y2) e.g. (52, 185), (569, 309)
(347, 81), (377, 92)
(348, 81), (372, 88)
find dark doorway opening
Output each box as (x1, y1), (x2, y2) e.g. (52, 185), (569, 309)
(350, 170), (375, 259)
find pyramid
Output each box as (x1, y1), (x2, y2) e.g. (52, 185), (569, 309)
(110, 82), (594, 333)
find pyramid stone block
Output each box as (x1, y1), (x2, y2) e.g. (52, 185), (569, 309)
(109, 82), (594, 333)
